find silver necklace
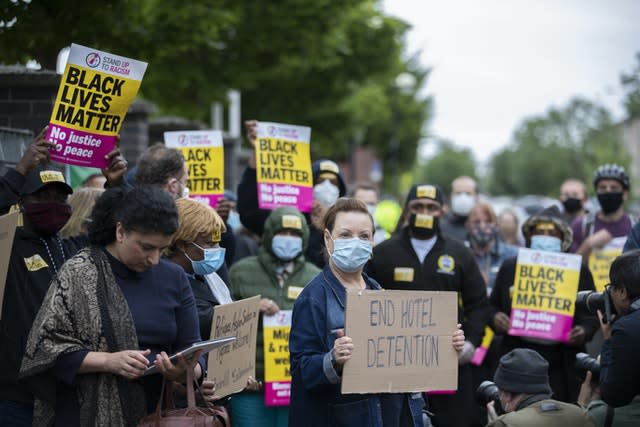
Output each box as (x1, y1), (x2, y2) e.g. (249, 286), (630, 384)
(40, 237), (66, 274)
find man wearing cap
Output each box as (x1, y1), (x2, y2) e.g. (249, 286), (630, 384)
(486, 348), (594, 426)
(236, 120), (347, 268)
(367, 183), (489, 427)
(490, 206), (598, 403)
(0, 130), (127, 425)
(571, 164), (634, 257)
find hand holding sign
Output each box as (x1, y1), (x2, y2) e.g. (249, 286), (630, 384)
(493, 311), (511, 334)
(15, 127), (55, 176)
(101, 140), (129, 186)
(332, 329), (353, 370)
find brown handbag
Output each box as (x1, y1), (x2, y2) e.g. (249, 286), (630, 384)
(138, 369), (231, 427)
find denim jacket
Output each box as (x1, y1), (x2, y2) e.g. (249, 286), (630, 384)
(288, 266), (424, 427)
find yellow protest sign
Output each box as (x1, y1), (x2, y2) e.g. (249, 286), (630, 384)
(255, 122), (312, 213)
(47, 43), (147, 168)
(164, 130), (224, 207)
(509, 248), (582, 342)
(588, 237), (626, 292)
(263, 310), (292, 406)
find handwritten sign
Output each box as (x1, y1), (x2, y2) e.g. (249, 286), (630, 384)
(0, 212), (19, 321)
(342, 290), (458, 394)
(255, 122), (312, 213)
(509, 248), (582, 342)
(46, 43), (147, 168)
(207, 296), (260, 399)
(164, 130), (224, 207)
(588, 237), (626, 292)
(263, 310), (292, 406)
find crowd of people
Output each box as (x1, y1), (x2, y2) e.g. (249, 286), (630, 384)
(0, 120), (639, 427)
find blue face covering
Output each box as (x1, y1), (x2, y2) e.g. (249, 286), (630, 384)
(271, 235), (303, 261)
(330, 237), (373, 273)
(185, 243), (226, 276)
(530, 235), (562, 253)
(227, 211), (241, 232)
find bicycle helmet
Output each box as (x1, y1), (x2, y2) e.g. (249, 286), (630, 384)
(593, 163), (630, 190)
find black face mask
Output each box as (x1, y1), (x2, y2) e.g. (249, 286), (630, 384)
(562, 197), (583, 215)
(469, 229), (495, 249)
(598, 192), (624, 215)
(23, 202), (72, 236)
(409, 213), (438, 239)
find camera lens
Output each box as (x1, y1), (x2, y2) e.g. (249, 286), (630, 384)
(575, 352), (600, 382)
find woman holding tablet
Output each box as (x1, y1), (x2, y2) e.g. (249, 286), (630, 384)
(20, 186), (204, 426)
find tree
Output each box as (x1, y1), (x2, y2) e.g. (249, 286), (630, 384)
(486, 97), (627, 196)
(1, 0), (432, 189)
(413, 140), (477, 193)
(621, 52), (640, 119)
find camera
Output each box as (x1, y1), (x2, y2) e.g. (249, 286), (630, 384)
(476, 381), (504, 415)
(575, 352), (600, 383)
(575, 288), (615, 323)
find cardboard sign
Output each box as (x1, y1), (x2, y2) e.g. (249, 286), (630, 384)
(588, 237), (626, 292)
(341, 290), (458, 394)
(509, 248), (582, 342)
(164, 130), (224, 207)
(46, 43), (148, 168)
(255, 122), (312, 213)
(206, 296), (261, 399)
(0, 212), (19, 321)
(263, 310), (292, 406)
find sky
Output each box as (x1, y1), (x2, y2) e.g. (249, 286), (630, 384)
(382, 0), (640, 165)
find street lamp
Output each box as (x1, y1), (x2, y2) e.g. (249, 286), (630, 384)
(389, 72), (416, 190)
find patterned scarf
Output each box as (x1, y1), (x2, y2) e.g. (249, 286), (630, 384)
(20, 246), (147, 426)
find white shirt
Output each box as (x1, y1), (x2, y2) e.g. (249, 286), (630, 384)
(410, 236), (437, 264)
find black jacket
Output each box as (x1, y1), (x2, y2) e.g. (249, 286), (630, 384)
(0, 227), (79, 403)
(366, 228), (490, 346)
(600, 305), (640, 407)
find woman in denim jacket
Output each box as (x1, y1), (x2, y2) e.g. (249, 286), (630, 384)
(289, 198), (465, 426)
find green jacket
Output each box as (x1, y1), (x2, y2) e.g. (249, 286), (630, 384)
(487, 399), (595, 427)
(587, 396), (640, 427)
(229, 207), (321, 382)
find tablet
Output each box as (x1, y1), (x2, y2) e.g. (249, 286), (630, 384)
(143, 336), (236, 376)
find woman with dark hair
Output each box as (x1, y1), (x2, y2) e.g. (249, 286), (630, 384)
(19, 186), (204, 426)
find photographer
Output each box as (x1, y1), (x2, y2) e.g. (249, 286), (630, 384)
(578, 369), (640, 426)
(486, 348), (594, 427)
(598, 250), (640, 407)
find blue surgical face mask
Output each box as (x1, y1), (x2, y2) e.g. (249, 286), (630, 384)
(329, 236), (373, 273)
(271, 235), (303, 261)
(530, 235), (562, 253)
(227, 210), (241, 232)
(184, 242), (226, 275)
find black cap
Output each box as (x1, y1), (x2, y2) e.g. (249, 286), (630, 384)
(405, 184), (444, 206)
(494, 348), (551, 395)
(20, 165), (73, 196)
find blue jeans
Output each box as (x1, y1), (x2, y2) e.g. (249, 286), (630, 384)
(0, 400), (33, 427)
(231, 394), (288, 427)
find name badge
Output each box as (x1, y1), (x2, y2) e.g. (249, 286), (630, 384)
(24, 254), (48, 272)
(393, 267), (415, 282)
(287, 286), (304, 300)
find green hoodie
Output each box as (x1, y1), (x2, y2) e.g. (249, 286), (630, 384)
(229, 206), (321, 383)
